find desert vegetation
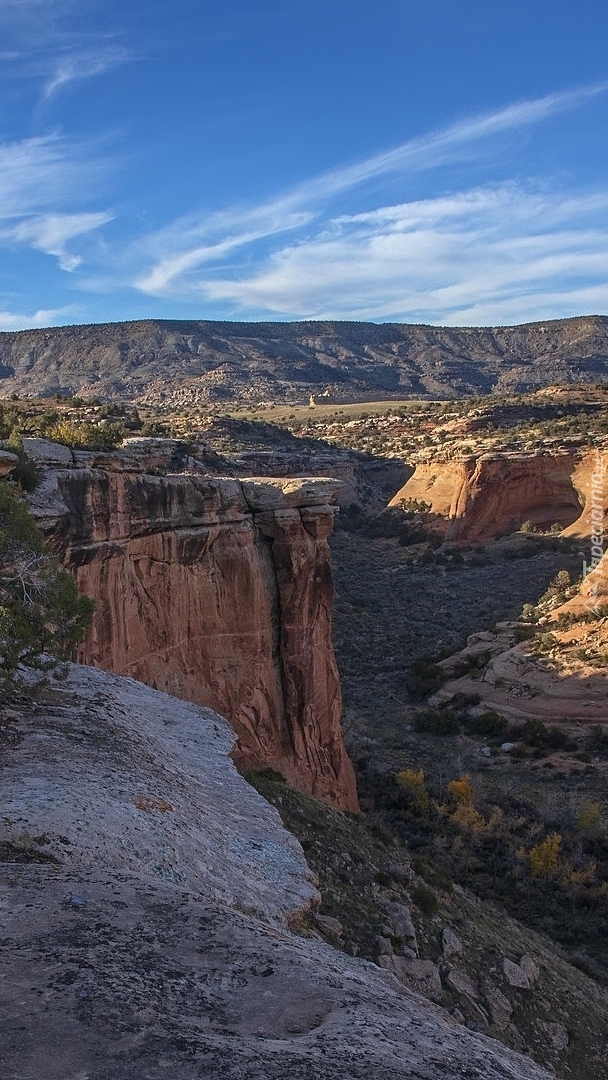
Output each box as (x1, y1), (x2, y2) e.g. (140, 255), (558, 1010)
(0, 481), (94, 697)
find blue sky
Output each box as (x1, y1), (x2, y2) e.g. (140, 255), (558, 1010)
(1, 0), (607, 330)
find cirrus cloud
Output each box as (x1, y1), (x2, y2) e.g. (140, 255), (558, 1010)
(130, 84), (608, 326)
(199, 183), (608, 323)
(6, 211), (114, 271)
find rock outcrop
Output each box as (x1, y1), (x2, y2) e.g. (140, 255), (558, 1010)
(430, 551), (608, 725)
(28, 453), (358, 810)
(0, 664), (554, 1080)
(230, 447), (411, 511)
(389, 447), (607, 541)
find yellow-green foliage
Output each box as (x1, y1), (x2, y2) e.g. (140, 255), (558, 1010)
(447, 774), (475, 806)
(451, 802), (486, 834)
(528, 833), (562, 878)
(575, 802), (602, 833)
(396, 768), (430, 814)
(46, 420), (124, 450)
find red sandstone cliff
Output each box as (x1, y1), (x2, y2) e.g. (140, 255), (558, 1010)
(389, 448), (607, 541)
(29, 457), (358, 810)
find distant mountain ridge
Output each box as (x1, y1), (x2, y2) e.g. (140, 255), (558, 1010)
(0, 315), (607, 404)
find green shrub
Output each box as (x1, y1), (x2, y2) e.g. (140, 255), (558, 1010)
(467, 710), (510, 739)
(45, 420), (125, 450)
(406, 656), (444, 700)
(4, 433), (38, 492)
(411, 884), (439, 915)
(0, 483), (94, 694)
(414, 707), (460, 736)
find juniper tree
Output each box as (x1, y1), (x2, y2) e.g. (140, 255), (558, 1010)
(0, 482), (94, 696)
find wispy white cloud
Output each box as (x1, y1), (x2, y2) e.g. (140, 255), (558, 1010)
(42, 45), (131, 99)
(0, 0), (132, 108)
(134, 208), (313, 294)
(0, 306), (72, 331)
(0, 134), (111, 217)
(287, 83), (608, 204)
(132, 83), (608, 312)
(0, 135), (114, 269)
(6, 211), (114, 270)
(183, 182), (608, 324)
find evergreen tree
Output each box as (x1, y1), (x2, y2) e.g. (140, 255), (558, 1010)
(0, 482), (94, 695)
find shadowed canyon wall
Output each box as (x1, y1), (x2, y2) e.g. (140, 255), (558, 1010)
(30, 461), (358, 810)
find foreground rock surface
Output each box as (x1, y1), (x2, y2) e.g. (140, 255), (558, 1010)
(29, 464), (357, 810)
(0, 666), (553, 1080)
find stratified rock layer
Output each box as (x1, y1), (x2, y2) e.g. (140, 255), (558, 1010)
(430, 552), (608, 725)
(31, 464), (358, 810)
(390, 448), (607, 540)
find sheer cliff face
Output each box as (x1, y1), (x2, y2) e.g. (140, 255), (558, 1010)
(389, 449), (606, 541)
(35, 468), (358, 811)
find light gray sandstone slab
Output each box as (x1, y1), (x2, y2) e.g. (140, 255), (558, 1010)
(0, 665), (553, 1080)
(21, 437), (74, 465)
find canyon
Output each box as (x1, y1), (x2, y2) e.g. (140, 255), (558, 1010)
(389, 446), (605, 541)
(26, 441), (357, 811)
(3, 387), (608, 1078)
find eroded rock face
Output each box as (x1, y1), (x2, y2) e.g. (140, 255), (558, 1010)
(389, 449), (606, 541)
(232, 448), (411, 510)
(429, 553), (608, 726)
(31, 465), (358, 810)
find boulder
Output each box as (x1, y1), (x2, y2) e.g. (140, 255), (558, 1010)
(0, 449), (18, 476)
(446, 968), (479, 1000)
(380, 956), (444, 1001)
(442, 926), (464, 958)
(503, 957), (531, 990)
(520, 954), (541, 986)
(384, 902), (416, 941)
(540, 1021), (569, 1050)
(484, 983), (514, 1033)
(21, 437), (73, 465)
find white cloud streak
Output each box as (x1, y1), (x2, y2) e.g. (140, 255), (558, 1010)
(132, 83), (608, 319)
(287, 83), (608, 203)
(0, 135), (114, 269)
(0, 134), (110, 217)
(0, 306), (72, 331)
(198, 184), (608, 323)
(134, 208), (313, 293)
(42, 45), (131, 99)
(0, 0), (132, 108)
(6, 211), (114, 270)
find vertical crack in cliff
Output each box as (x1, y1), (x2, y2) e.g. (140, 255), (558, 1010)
(257, 523), (293, 761)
